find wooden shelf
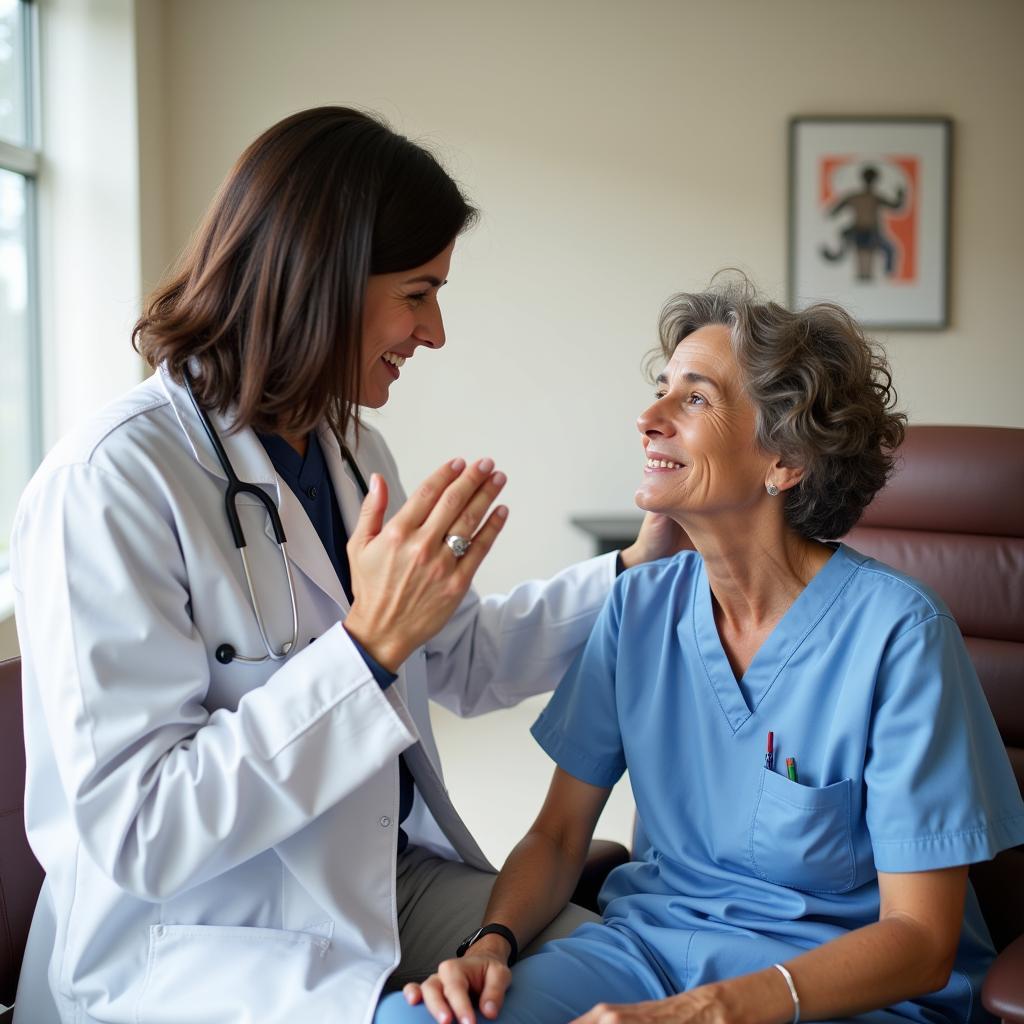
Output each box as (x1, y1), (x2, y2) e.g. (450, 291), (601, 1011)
(570, 515), (644, 556)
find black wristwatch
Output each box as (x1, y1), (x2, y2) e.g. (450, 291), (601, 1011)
(455, 923), (519, 966)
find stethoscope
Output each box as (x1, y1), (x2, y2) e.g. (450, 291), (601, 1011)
(183, 373), (369, 666)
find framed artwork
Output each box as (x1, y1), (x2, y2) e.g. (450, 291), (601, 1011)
(788, 116), (952, 329)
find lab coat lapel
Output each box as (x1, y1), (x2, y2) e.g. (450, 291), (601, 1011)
(271, 484), (349, 611)
(402, 741), (492, 872)
(317, 423), (368, 551)
(161, 364), (349, 611)
(317, 422), (416, 705)
(315, 422), (371, 606)
(159, 363), (279, 490)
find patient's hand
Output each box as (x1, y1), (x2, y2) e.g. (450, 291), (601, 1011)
(403, 947), (512, 1024)
(571, 986), (733, 1024)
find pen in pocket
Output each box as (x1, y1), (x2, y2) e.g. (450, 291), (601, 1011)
(786, 757), (799, 783)
(765, 731), (775, 771)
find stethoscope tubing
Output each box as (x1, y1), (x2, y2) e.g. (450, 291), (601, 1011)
(182, 371), (365, 666)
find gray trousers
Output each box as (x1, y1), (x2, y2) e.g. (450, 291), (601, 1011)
(385, 845), (599, 991)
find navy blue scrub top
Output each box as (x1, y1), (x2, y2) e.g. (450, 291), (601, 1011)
(258, 431), (415, 852)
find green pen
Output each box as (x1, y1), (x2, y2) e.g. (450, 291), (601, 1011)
(785, 757), (799, 783)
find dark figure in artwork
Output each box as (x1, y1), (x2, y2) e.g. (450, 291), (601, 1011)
(820, 165), (905, 281)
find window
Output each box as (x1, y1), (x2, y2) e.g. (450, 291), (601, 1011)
(0, 0), (39, 573)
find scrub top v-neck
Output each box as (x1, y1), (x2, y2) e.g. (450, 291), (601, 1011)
(691, 544), (857, 731)
(532, 544), (1024, 1021)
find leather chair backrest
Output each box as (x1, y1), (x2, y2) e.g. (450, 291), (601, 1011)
(0, 657), (44, 1007)
(842, 425), (1024, 950)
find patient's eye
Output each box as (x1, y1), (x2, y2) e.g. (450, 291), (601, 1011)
(688, 392), (707, 406)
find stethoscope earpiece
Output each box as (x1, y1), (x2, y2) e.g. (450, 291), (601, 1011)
(216, 644), (236, 665)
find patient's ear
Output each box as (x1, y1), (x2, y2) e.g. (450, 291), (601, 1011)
(766, 457), (805, 494)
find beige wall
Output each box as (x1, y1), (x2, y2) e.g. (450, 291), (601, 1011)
(154, 0), (1024, 601)
(0, 613), (17, 661)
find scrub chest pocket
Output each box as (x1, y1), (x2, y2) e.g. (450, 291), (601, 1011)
(749, 768), (857, 894)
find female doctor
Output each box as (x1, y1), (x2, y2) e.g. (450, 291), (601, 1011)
(9, 106), (676, 1024)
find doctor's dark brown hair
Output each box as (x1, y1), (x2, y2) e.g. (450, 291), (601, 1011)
(133, 106), (477, 438)
(653, 274), (906, 540)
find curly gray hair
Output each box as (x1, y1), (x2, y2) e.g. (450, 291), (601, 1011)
(653, 275), (906, 540)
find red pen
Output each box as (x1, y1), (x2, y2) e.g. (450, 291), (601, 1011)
(765, 731), (775, 771)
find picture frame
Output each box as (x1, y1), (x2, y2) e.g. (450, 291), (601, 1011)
(788, 116), (952, 330)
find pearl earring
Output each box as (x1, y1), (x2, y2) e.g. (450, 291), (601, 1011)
(766, 482), (780, 496)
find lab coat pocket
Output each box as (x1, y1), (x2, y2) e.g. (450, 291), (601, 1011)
(136, 922), (332, 1024)
(749, 768), (856, 894)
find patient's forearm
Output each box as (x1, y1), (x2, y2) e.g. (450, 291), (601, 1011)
(712, 915), (956, 1024)
(472, 829), (586, 960)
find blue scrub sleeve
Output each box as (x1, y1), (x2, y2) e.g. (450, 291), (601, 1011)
(865, 613), (1024, 872)
(531, 581), (626, 789)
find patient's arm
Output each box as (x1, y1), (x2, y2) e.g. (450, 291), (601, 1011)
(409, 767), (611, 1023)
(571, 864), (969, 1024)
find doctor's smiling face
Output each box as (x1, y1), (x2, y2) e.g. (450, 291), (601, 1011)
(359, 241), (455, 409)
(635, 323), (777, 522)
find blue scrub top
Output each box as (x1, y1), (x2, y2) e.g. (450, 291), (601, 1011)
(532, 544), (1024, 1022)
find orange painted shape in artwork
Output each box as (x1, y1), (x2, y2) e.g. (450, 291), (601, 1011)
(819, 155), (853, 206)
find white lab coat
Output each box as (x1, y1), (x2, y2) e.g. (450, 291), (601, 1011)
(9, 365), (616, 1024)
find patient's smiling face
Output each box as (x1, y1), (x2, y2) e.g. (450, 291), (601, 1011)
(634, 324), (776, 521)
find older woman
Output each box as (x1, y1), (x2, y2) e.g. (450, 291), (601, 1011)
(379, 280), (1024, 1024)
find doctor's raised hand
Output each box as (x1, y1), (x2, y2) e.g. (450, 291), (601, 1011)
(344, 458), (510, 673)
(10, 107), (672, 1024)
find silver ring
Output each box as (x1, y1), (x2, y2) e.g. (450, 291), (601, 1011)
(445, 534), (472, 559)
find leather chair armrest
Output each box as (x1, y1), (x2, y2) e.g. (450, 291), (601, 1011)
(983, 934), (1024, 1024)
(572, 839), (630, 914)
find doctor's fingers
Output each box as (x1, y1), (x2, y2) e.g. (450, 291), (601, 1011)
(387, 457), (469, 534)
(449, 505), (509, 584)
(438, 467), (507, 548)
(420, 458), (505, 544)
(349, 473), (390, 549)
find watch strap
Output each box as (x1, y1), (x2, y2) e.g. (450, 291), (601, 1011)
(455, 923), (519, 966)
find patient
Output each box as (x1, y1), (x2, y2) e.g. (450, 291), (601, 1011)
(377, 277), (1024, 1024)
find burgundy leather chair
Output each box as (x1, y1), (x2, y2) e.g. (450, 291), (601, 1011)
(845, 425), (1024, 1022)
(0, 656), (44, 1016)
(577, 425), (1024, 1022)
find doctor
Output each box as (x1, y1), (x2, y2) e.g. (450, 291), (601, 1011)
(9, 106), (677, 1024)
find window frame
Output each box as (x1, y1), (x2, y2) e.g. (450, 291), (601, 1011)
(0, 0), (41, 576)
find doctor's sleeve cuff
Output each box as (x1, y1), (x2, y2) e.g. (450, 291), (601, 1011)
(343, 626), (398, 690)
(530, 715), (626, 790)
